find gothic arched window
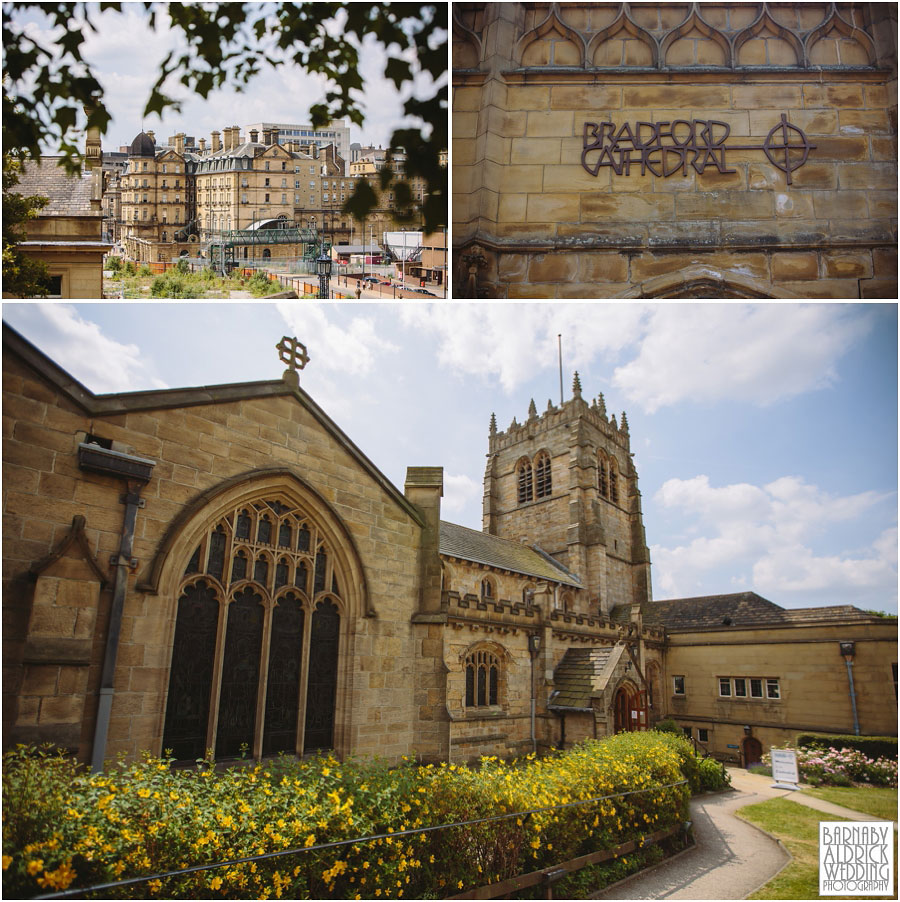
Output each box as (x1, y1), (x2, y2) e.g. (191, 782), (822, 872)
(481, 577), (494, 598)
(535, 452), (552, 498)
(598, 456), (609, 498)
(162, 497), (343, 761)
(609, 459), (619, 504)
(516, 458), (533, 504)
(464, 648), (501, 708)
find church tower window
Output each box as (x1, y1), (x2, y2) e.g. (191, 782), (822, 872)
(516, 458), (533, 503)
(535, 452), (552, 498)
(481, 577), (494, 598)
(162, 497), (343, 761)
(599, 456), (609, 498)
(609, 460), (619, 504)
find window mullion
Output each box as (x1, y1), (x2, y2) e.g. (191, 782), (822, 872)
(254, 595), (275, 760)
(295, 598), (314, 755)
(207, 593), (230, 757)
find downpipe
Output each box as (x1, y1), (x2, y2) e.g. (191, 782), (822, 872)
(91, 480), (145, 773)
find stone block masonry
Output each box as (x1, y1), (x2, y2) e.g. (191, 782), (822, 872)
(452, 2), (898, 298)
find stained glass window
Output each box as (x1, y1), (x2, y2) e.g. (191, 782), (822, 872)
(163, 497), (343, 761)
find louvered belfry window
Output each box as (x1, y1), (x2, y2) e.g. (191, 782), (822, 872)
(535, 453), (552, 498)
(517, 458), (533, 503)
(162, 497), (342, 761)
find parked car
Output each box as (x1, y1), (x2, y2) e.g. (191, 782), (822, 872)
(411, 288), (437, 296)
(363, 276), (380, 284)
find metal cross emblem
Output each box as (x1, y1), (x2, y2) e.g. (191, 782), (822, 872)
(276, 335), (310, 373)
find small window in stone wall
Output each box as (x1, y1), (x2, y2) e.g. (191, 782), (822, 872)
(481, 577), (494, 598)
(465, 649), (500, 708)
(517, 458), (533, 503)
(698, 728), (709, 743)
(535, 452), (552, 498)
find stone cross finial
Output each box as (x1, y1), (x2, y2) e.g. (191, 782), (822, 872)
(572, 371), (582, 397)
(598, 392), (606, 416)
(489, 412), (497, 436)
(276, 336), (310, 387)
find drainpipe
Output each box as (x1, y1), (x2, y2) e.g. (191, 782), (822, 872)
(77, 442), (155, 773)
(529, 633), (541, 754)
(839, 641), (860, 736)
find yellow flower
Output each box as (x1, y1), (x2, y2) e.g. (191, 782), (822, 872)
(26, 859), (44, 876)
(2, 856), (13, 870)
(210, 875), (223, 890)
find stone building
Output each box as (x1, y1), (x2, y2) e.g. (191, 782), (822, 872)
(3, 157), (107, 299)
(453, 2), (898, 297)
(3, 324), (895, 769)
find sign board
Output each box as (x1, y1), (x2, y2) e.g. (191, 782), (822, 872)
(770, 748), (800, 790)
(726, 744), (739, 749)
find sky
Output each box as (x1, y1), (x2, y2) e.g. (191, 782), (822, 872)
(8, 2), (445, 151)
(3, 301), (897, 614)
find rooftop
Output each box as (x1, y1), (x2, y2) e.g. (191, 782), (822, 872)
(14, 158), (100, 218)
(439, 520), (582, 588)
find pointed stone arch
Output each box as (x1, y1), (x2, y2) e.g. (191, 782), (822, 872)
(806, 6), (875, 66)
(587, 8), (658, 68)
(661, 6), (732, 67)
(518, 4), (586, 67)
(617, 264), (806, 299)
(452, 5), (483, 70)
(734, 7), (805, 66)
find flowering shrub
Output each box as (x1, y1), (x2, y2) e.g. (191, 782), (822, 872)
(3, 732), (693, 899)
(763, 746), (898, 788)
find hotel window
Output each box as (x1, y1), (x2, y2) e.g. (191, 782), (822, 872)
(282, 194), (287, 203)
(294, 180), (300, 188)
(281, 161), (286, 170)
(673, 675), (685, 696)
(294, 194), (299, 203)
(242, 194), (248, 204)
(162, 194), (168, 203)
(242, 178), (248, 188)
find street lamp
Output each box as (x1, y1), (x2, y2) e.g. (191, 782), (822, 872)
(316, 230), (332, 299)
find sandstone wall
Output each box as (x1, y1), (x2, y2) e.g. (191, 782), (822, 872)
(453, 2), (898, 298)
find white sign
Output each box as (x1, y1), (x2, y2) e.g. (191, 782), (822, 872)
(770, 748), (800, 788)
(820, 822), (894, 896)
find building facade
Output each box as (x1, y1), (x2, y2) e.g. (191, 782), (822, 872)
(453, 2), (898, 298)
(3, 325), (895, 769)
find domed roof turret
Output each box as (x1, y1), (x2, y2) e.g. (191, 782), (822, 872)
(129, 131), (156, 157)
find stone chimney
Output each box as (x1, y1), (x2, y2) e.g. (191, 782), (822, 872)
(404, 467), (444, 616)
(173, 132), (185, 154)
(211, 130), (221, 153)
(146, 130), (155, 146)
(83, 106), (101, 171)
(199, 137), (207, 153)
(249, 128), (259, 144)
(262, 128), (273, 146)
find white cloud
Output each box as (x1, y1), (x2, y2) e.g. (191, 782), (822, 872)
(276, 303), (398, 377)
(442, 472), (481, 517)
(6, 305), (167, 393)
(613, 304), (873, 413)
(398, 303), (645, 393)
(651, 473), (896, 607)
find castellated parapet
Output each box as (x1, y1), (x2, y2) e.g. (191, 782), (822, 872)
(483, 374), (651, 617)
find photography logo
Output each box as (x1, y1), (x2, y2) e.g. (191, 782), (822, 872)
(820, 822), (894, 896)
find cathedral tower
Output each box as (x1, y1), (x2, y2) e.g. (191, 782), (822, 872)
(483, 374), (651, 616)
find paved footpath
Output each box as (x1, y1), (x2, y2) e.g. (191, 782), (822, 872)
(592, 768), (894, 900)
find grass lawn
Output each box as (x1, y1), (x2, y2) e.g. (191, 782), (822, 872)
(801, 786), (898, 821)
(737, 797), (896, 900)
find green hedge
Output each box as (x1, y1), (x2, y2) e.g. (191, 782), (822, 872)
(796, 733), (898, 761)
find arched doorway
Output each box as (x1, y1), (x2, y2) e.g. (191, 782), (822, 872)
(613, 683), (645, 733)
(742, 736), (763, 768)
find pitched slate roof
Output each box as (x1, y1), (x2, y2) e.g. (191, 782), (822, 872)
(611, 592), (890, 631)
(439, 521), (582, 587)
(549, 647), (615, 710)
(15, 158), (98, 217)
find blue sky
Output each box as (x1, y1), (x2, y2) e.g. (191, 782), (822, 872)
(8, 2), (445, 151)
(3, 302), (897, 613)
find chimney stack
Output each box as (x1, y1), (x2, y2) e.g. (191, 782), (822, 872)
(249, 128), (259, 144)
(173, 132), (185, 154)
(199, 137), (207, 153)
(211, 130), (221, 153)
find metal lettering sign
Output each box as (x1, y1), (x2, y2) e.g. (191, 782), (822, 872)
(582, 114), (815, 185)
